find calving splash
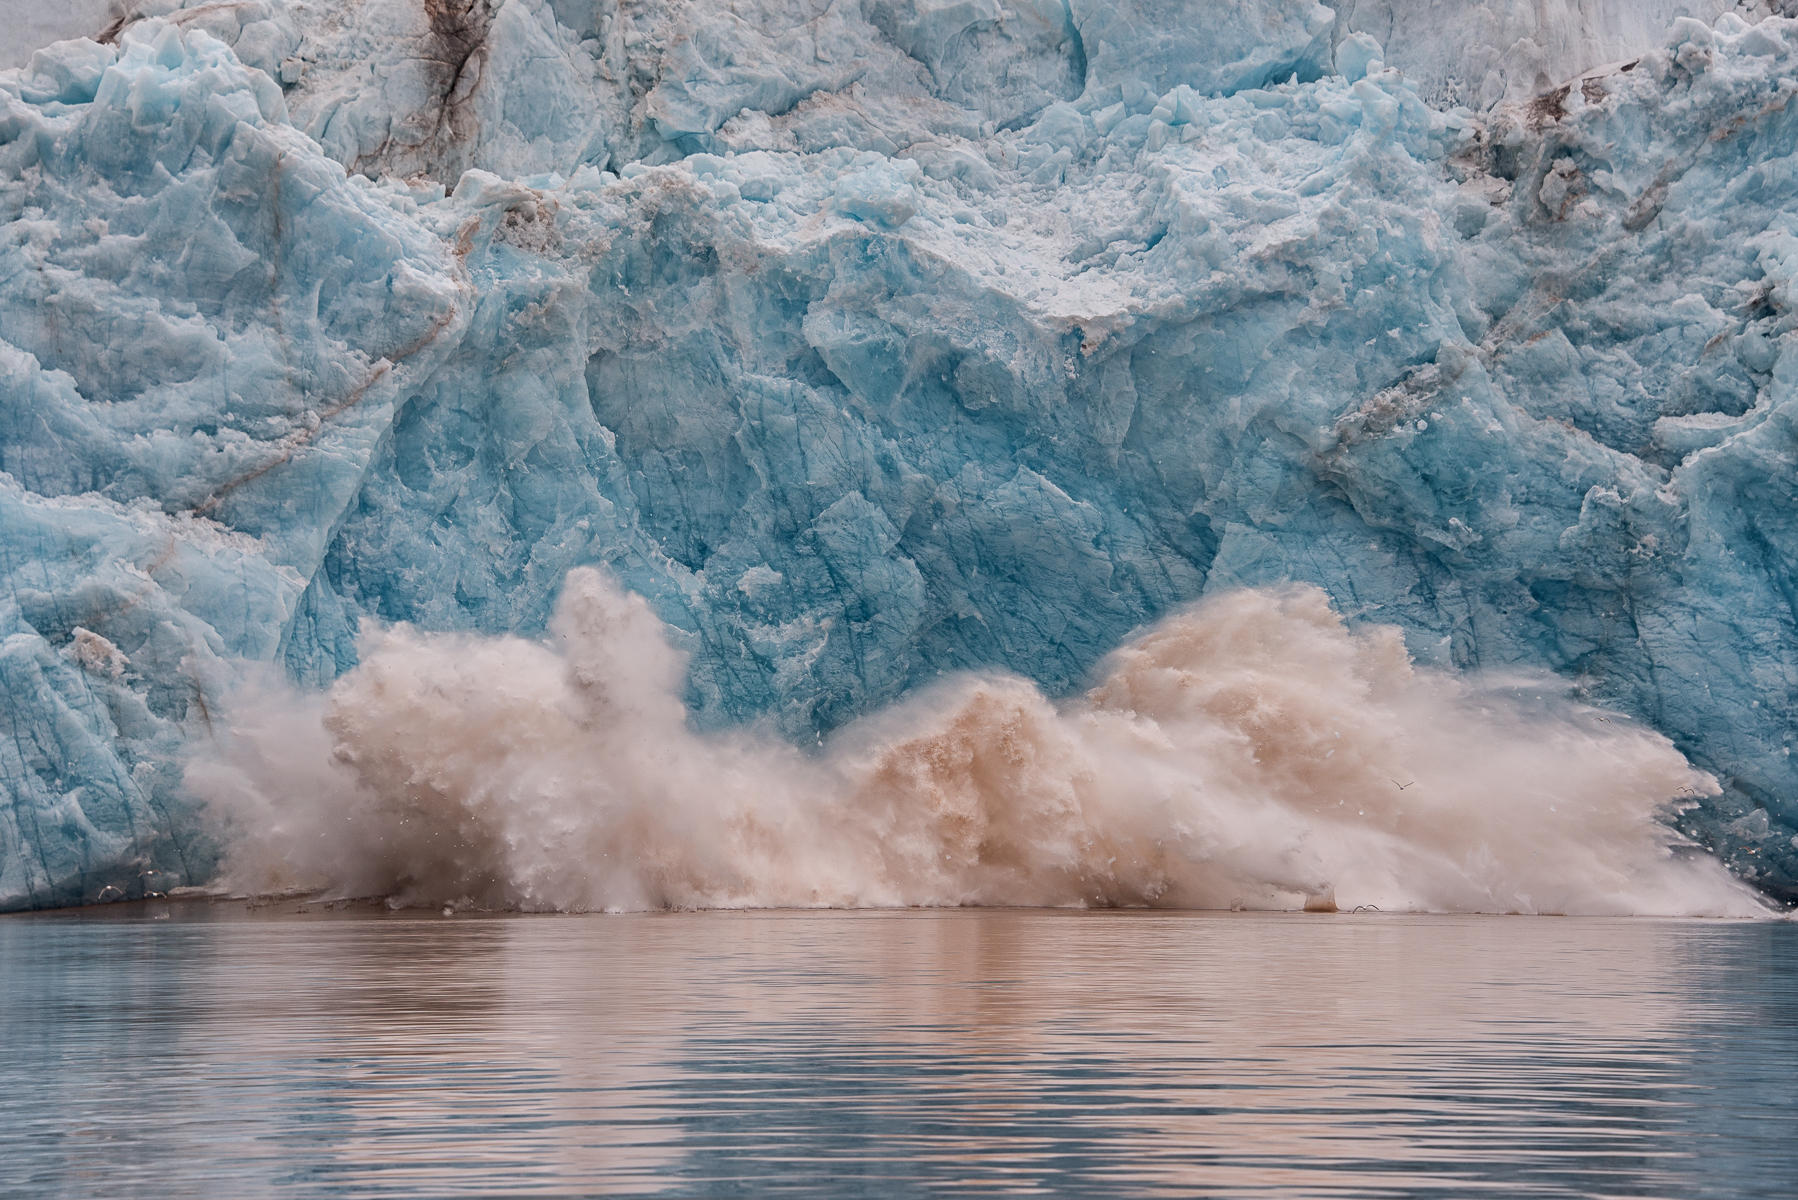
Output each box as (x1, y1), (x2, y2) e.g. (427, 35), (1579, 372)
(192, 571), (1763, 918)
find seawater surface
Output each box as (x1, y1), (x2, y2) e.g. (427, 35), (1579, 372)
(2, 906), (1794, 1198)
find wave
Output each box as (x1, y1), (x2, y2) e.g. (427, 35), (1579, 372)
(187, 569), (1766, 917)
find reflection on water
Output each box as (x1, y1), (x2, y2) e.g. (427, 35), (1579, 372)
(2, 907), (1794, 1198)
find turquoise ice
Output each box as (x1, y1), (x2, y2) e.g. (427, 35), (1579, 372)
(2, 0), (1796, 907)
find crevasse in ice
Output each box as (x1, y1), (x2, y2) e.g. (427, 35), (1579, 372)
(2, 0), (1796, 908)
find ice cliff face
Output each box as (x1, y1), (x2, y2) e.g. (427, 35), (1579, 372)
(2, 0), (1797, 909)
(1327, 0), (1798, 109)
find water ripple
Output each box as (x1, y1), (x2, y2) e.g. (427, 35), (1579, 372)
(1, 907), (1793, 1198)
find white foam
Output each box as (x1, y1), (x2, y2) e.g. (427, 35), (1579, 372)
(189, 569), (1768, 917)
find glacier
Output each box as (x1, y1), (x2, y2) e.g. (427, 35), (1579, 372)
(2, 0), (1797, 910)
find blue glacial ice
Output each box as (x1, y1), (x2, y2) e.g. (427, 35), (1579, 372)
(2, 0), (1797, 909)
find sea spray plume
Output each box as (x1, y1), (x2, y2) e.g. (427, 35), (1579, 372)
(191, 569), (1767, 917)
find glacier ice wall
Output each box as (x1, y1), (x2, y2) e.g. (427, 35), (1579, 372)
(1326, 0), (1798, 109)
(0, 2), (123, 71)
(2, 0), (1797, 908)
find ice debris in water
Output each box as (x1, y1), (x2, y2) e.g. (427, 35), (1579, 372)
(1, 0), (1797, 909)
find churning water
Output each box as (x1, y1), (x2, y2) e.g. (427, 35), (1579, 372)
(3, 905), (1794, 1198)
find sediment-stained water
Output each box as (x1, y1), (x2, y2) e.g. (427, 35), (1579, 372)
(3, 906), (1794, 1198)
